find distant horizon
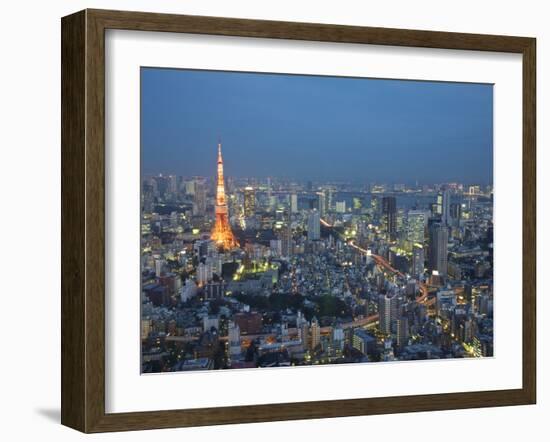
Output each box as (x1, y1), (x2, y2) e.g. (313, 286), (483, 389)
(142, 171), (491, 187)
(142, 68), (493, 184)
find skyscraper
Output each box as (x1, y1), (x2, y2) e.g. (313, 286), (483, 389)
(412, 243), (425, 278)
(407, 210), (429, 244)
(290, 193), (298, 213)
(437, 189), (451, 226)
(450, 202), (462, 227)
(429, 223), (449, 276)
(211, 142), (237, 249)
(243, 186), (255, 217)
(378, 293), (398, 335)
(396, 316), (409, 348)
(382, 196), (397, 241)
(193, 178), (206, 216)
(317, 191), (326, 216)
(307, 210), (321, 241)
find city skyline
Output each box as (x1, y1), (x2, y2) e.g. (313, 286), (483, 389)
(140, 69), (493, 374)
(141, 68), (493, 184)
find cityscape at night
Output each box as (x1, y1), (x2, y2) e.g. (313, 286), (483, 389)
(140, 68), (494, 373)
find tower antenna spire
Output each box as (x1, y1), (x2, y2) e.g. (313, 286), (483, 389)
(211, 139), (236, 249)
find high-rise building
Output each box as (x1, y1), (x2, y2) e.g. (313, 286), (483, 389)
(336, 201), (346, 213)
(243, 186), (255, 217)
(396, 316), (409, 348)
(378, 293), (398, 334)
(228, 321), (241, 359)
(326, 188), (334, 213)
(193, 178), (206, 216)
(211, 142), (237, 249)
(429, 223), (449, 276)
(168, 175), (178, 194)
(407, 210), (429, 244)
(307, 210), (321, 241)
(450, 202), (462, 227)
(412, 243), (425, 278)
(310, 316), (320, 350)
(382, 196), (397, 241)
(290, 193), (298, 213)
(437, 189), (451, 226)
(280, 222), (293, 257)
(317, 191), (326, 216)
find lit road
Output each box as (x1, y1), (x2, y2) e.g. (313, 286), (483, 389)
(164, 221), (434, 345)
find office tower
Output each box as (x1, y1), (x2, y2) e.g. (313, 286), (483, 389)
(336, 201), (346, 213)
(281, 222), (293, 257)
(243, 186), (255, 217)
(396, 316), (409, 348)
(450, 202), (462, 227)
(193, 178), (206, 216)
(382, 196), (397, 240)
(326, 188), (334, 212)
(290, 193), (298, 213)
(429, 223), (449, 276)
(332, 325), (345, 352)
(317, 191), (326, 216)
(211, 142), (237, 249)
(378, 293), (398, 335)
(307, 210), (321, 241)
(437, 189), (451, 226)
(168, 175), (178, 193)
(412, 243), (425, 278)
(310, 316), (320, 350)
(407, 210), (429, 244)
(296, 311), (309, 347)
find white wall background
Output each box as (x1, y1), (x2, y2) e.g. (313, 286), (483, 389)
(0, 0), (546, 439)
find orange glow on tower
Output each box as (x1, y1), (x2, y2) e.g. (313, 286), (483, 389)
(211, 142), (237, 249)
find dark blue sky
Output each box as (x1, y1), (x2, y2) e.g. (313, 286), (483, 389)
(141, 68), (493, 184)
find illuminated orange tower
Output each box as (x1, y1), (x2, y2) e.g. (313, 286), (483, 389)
(211, 142), (237, 249)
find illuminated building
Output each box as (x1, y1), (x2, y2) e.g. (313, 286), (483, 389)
(412, 243), (425, 278)
(429, 223), (449, 276)
(378, 293), (398, 335)
(382, 196), (397, 241)
(407, 210), (429, 244)
(243, 186), (255, 217)
(317, 191), (326, 216)
(307, 210), (321, 241)
(211, 142), (237, 249)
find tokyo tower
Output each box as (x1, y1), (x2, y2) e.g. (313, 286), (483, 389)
(211, 142), (237, 249)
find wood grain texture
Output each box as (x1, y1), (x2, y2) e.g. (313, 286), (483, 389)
(61, 9), (537, 433)
(61, 10), (86, 431)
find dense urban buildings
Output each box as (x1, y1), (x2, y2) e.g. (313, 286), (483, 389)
(140, 143), (494, 373)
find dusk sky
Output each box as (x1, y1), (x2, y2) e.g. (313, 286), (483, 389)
(141, 67), (493, 184)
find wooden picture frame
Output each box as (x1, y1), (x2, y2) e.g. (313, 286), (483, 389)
(61, 8), (536, 433)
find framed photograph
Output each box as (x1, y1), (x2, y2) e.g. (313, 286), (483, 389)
(61, 9), (536, 433)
